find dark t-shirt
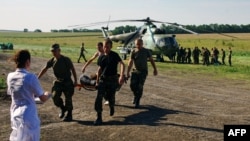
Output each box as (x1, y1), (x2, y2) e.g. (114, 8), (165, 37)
(45, 55), (73, 80)
(98, 51), (122, 76)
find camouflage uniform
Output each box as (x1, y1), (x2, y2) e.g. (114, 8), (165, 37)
(130, 47), (151, 106)
(45, 55), (74, 111)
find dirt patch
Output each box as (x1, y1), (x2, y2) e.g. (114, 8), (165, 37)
(1, 53), (250, 141)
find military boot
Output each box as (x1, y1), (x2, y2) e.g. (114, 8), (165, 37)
(59, 106), (66, 119)
(110, 106), (114, 116)
(135, 97), (140, 108)
(63, 110), (73, 122)
(94, 112), (102, 126)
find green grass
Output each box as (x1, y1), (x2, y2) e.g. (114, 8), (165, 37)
(1, 32), (250, 82)
(0, 76), (7, 89)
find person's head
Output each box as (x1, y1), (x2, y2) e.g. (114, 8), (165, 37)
(135, 38), (143, 49)
(97, 42), (104, 53)
(103, 38), (112, 54)
(50, 43), (61, 58)
(12, 50), (31, 69)
(82, 42), (84, 46)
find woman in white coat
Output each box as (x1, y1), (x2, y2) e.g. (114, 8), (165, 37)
(7, 50), (51, 141)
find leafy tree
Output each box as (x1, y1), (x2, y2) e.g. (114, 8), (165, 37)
(23, 28), (28, 32)
(34, 29), (42, 32)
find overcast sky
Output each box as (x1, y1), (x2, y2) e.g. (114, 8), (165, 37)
(1, 0), (249, 32)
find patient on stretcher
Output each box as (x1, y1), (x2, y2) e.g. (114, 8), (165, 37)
(79, 74), (97, 86)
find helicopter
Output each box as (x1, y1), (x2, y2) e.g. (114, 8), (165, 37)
(70, 17), (198, 62)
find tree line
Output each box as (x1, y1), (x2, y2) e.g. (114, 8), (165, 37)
(161, 24), (250, 34)
(47, 23), (250, 34)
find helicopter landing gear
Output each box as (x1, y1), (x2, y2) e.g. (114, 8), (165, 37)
(156, 54), (164, 62)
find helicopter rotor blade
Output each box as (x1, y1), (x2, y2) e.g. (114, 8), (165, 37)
(172, 25), (198, 34)
(68, 17), (160, 28)
(68, 17), (198, 34)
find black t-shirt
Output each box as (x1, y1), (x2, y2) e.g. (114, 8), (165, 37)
(97, 51), (122, 76)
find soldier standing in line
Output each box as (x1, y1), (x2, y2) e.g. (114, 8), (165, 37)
(38, 43), (77, 122)
(77, 42), (88, 63)
(203, 48), (210, 66)
(192, 46), (201, 64)
(221, 48), (226, 65)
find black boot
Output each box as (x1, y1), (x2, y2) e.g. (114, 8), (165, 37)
(94, 112), (102, 126)
(63, 110), (73, 122)
(135, 97), (140, 108)
(59, 106), (66, 119)
(132, 97), (136, 104)
(110, 106), (114, 116)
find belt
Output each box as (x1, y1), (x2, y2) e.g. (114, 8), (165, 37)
(56, 78), (71, 82)
(132, 69), (147, 73)
(102, 75), (118, 79)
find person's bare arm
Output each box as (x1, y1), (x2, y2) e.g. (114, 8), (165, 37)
(71, 65), (77, 86)
(149, 57), (158, 76)
(39, 91), (52, 103)
(96, 66), (102, 86)
(81, 52), (98, 73)
(119, 61), (125, 85)
(126, 58), (133, 78)
(37, 67), (48, 79)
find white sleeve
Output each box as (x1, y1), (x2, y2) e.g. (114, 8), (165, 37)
(7, 73), (11, 95)
(30, 74), (44, 97)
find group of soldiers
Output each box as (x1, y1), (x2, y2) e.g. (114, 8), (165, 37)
(38, 38), (157, 126)
(173, 46), (233, 66)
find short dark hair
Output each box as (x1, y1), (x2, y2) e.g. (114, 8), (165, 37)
(12, 50), (31, 68)
(97, 42), (103, 46)
(104, 38), (112, 46)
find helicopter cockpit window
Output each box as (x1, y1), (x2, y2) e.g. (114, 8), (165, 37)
(154, 28), (165, 34)
(169, 37), (177, 46)
(157, 38), (169, 47)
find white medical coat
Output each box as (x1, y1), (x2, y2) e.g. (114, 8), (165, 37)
(7, 69), (44, 141)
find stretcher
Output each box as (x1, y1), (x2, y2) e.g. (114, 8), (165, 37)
(76, 74), (97, 91)
(76, 74), (128, 91)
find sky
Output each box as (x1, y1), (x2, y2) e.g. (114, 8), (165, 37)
(1, 0), (249, 32)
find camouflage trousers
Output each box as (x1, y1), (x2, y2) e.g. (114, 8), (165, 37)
(95, 76), (118, 113)
(52, 79), (74, 111)
(130, 70), (147, 100)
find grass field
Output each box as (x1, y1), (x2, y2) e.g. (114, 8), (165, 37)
(0, 32), (250, 82)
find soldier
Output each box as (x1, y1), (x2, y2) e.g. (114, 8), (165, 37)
(213, 47), (219, 65)
(221, 48), (226, 65)
(203, 48), (210, 66)
(81, 42), (109, 105)
(38, 43), (77, 122)
(81, 42), (103, 73)
(94, 39), (125, 125)
(228, 47), (232, 66)
(186, 48), (192, 64)
(192, 46), (201, 64)
(77, 42), (88, 63)
(127, 38), (158, 108)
